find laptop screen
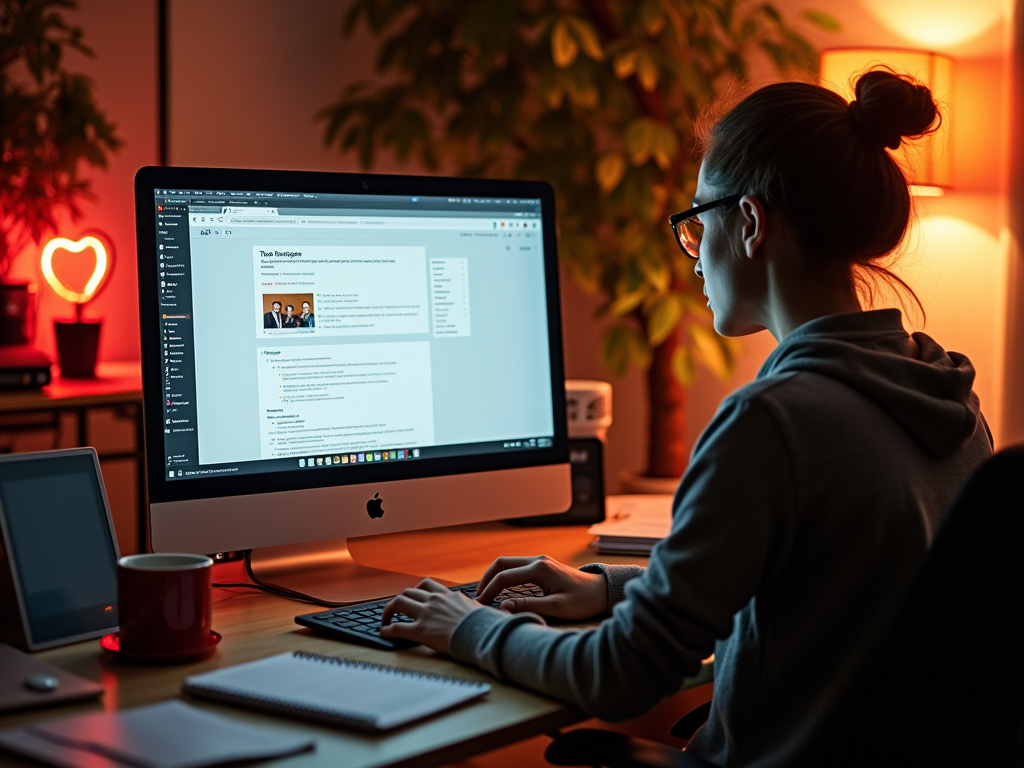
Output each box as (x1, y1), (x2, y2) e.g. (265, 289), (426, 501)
(151, 188), (555, 482)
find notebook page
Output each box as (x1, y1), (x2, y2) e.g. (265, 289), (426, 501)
(185, 653), (489, 730)
(588, 495), (673, 539)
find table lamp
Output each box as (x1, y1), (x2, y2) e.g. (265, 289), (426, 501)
(41, 233), (112, 378)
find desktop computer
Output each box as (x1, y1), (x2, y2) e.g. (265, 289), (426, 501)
(134, 167), (571, 603)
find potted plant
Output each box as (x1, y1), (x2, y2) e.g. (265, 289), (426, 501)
(321, 0), (835, 487)
(0, 0), (121, 345)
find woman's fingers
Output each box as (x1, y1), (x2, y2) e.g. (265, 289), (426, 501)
(378, 619), (416, 639)
(499, 595), (563, 618)
(477, 556), (540, 594)
(475, 562), (546, 605)
(380, 588), (431, 624)
(416, 577), (451, 594)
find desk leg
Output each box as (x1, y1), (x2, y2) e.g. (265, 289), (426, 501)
(76, 406), (88, 448)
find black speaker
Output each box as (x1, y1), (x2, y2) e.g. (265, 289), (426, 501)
(507, 437), (605, 526)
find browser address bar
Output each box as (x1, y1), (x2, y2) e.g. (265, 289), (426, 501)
(224, 216), (512, 230)
(226, 217), (296, 225)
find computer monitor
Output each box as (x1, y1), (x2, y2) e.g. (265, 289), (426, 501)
(134, 167), (571, 602)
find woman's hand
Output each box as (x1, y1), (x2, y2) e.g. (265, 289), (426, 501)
(475, 555), (608, 620)
(379, 578), (483, 654)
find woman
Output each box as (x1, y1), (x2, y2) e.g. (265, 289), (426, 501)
(380, 71), (993, 767)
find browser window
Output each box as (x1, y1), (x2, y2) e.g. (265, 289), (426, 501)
(152, 190), (554, 480)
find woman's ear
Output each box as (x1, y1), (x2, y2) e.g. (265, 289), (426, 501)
(738, 195), (768, 259)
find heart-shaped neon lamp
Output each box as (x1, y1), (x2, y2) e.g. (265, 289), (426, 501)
(41, 236), (110, 306)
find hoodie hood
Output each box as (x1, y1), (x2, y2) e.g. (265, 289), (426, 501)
(758, 309), (982, 457)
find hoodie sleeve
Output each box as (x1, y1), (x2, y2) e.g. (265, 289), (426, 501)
(449, 392), (798, 721)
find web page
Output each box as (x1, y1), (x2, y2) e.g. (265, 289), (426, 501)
(154, 190), (555, 479)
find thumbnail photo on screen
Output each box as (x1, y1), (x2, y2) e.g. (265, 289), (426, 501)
(262, 294), (315, 331)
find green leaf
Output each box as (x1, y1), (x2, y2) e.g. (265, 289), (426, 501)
(626, 326), (653, 369)
(601, 326), (631, 376)
(636, 51), (660, 91)
(551, 19), (579, 68)
(671, 346), (696, 387)
(613, 50), (638, 79)
(800, 9), (841, 32)
(567, 17), (604, 61)
(624, 118), (655, 165)
(609, 288), (649, 317)
(595, 153), (627, 192)
(638, 0), (665, 36)
(637, 248), (671, 293)
(647, 294), (682, 346)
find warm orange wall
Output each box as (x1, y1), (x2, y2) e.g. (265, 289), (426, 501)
(7, 0), (156, 364)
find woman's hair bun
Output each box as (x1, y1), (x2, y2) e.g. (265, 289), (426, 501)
(848, 69), (939, 151)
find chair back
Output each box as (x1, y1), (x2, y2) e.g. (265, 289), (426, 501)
(822, 446), (1024, 766)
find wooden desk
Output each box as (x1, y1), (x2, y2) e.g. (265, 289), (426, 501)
(0, 522), (711, 767)
(0, 362), (146, 553)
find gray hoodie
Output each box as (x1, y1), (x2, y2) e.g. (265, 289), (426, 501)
(450, 309), (993, 767)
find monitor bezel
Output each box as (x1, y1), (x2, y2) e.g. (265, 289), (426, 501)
(135, 166), (568, 507)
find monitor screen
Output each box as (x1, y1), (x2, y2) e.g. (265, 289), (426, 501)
(149, 183), (557, 487)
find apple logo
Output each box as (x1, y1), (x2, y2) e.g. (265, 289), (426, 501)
(366, 492), (384, 519)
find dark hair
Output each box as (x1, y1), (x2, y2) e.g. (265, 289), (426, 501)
(697, 69), (940, 315)
(286, 304), (294, 311)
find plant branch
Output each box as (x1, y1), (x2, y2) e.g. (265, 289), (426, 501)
(580, 0), (669, 122)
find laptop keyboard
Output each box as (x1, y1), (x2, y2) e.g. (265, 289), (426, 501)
(295, 582), (545, 651)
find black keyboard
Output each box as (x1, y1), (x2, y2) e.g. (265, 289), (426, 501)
(294, 582), (545, 650)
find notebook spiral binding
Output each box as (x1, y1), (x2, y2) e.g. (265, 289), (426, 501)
(291, 651), (485, 688)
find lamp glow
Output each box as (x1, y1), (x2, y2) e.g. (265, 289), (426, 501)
(859, 0), (1003, 49)
(40, 235), (110, 305)
(820, 48), (953, 195)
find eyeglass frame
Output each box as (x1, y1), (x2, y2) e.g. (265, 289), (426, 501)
(668, 194), (742, 260)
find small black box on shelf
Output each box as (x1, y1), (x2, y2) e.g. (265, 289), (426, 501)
(507, 437), (605, 526)
(0, 345), (51, 391)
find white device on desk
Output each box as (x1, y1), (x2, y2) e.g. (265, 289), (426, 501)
(135, 168), (571, 603)
(0, 448), (120, 651)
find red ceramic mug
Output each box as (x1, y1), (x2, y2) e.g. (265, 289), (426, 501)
(117, 553), (213, 658)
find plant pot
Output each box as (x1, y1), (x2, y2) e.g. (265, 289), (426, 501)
(0, 283), (35, 345)
(54, 319), (101, 378)
(619, 469), (681, 495)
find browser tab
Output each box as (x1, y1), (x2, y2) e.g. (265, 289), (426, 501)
(224, 207), (278, 216)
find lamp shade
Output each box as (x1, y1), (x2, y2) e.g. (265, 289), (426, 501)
(820, 48), (952, 195)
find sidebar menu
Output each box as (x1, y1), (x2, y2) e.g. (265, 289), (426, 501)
(155, 202), (200, 478)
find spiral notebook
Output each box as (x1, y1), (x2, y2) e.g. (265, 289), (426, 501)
(182, 651), (490, 732)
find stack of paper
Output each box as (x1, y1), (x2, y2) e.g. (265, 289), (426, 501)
(587, 494), (674, 555)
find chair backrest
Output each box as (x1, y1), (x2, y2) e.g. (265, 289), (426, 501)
(822, 446), (1024, 766)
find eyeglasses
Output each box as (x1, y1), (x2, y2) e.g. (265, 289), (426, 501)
(668, 195), (741, 260)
